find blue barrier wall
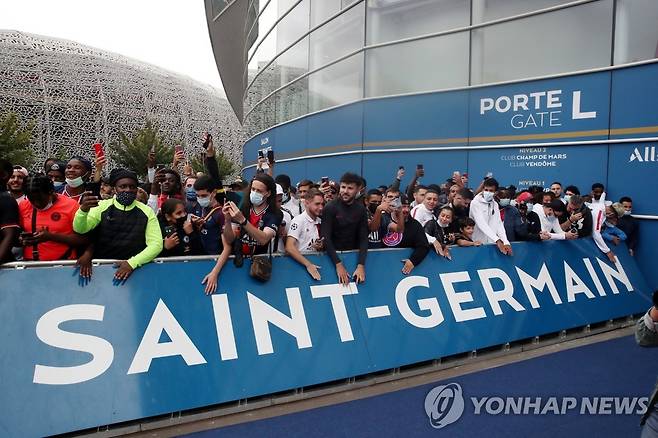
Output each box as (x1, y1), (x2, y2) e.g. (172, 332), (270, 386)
(0, 240), (651, 437)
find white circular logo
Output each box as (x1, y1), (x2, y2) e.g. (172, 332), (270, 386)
(424, 383), (465, 429)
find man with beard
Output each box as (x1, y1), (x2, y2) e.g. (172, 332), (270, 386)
(380, 194), (429, 275)
(8, 165), (28, 204)
(0, 159), (20, 264)
(448, 188), (473, 233)
(321, 172), (369, 286)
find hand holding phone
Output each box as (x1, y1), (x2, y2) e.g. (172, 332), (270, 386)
(93, 142), (105, 160)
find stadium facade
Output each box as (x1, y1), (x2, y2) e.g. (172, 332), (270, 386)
(0, 30), (243, 171)
(206, 0), (658, 289)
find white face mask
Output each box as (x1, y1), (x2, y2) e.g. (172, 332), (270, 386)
(250, 190), (265, 206)
(66, 176), (85, 188)
(482, 191), (494, 202)
(499, 198), (511, 207)
(623, 210), (631, 216)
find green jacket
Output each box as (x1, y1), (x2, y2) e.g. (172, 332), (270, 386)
(73, 197), (163, 269)
(636, 310), (658, 425)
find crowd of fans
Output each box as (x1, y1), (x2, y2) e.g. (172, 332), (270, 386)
(0, 134), (640, 293)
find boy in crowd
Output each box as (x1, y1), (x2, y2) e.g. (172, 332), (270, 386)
(469, 178), (512, 256)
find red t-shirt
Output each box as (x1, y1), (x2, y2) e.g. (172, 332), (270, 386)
(19, 194), (80, 261)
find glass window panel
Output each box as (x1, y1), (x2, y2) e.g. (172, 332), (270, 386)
(366, 0), (469, 45)
(276, 77), (309, 124)
(471, 0), (613, 85)
(248, 0), (278, 62)
(310, 2), (365, 69)
(366, 32), (469, 97)
(471, 0), (574, 24)
(309, 53), (364, 112)
(272, 36), (309, 89)
(614, 0), (658, 64)
(311, 0), (341, 27)
(276, 0), (310, 52)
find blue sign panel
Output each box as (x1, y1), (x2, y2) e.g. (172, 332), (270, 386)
(610, 62), (658, 138)
(606, 142), (658, 215)
(362, 90), (469, 147)
(0, 241), (650, 437)
(469, 72), (610, 143)
(467, 144), (608, 191)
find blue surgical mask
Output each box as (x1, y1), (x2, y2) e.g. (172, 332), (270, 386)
(53, 181), (64, 189)
(482, 191), (494, 202)
(499, 198), (511, 207)
(197, 196), (211, 208)
(250, 190), (265, 206)
(185, 187), (197, 201)
(564, 195), (572, 204)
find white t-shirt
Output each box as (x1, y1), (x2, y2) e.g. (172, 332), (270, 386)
(287, 211), (321, 253)
(283, 196), (303, 216)
(410, 203), (435, 226)
(277, 208), (294, 253)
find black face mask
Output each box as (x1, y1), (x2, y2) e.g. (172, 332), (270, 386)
(175, 216), (187, 227)
(368, 203), (379, 214)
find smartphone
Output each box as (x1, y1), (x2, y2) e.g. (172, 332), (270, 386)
(258, 149), (264, 159)
(417, 164), (424, 170)
(156, 164), (165, 171)
(203, 132), (212, 149)
(486, 171), (493, 178)
(321, 176), (329, 184)
(399, 166), (405, 170)
(266, 148), (274, 164)
(390, 197), (402, 209)
(93, 143), (105, 160)
(175, 145), (183, 155)
(164, 225), (176, 236)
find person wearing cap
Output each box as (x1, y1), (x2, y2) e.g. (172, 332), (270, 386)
(8, 165), (29, 204)
(532, 199), (578, 241)
(18, 174), (87, 261)
(274, 183), (294, 253)
(46, 161), (66, 190)
(62, 156), (100, 204)
(73, 168), (163, 282)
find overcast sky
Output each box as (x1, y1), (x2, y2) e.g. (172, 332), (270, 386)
(0, 0), (226, 95)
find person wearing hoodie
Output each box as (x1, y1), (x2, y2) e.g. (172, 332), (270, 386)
(469, 178), (512, 256)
